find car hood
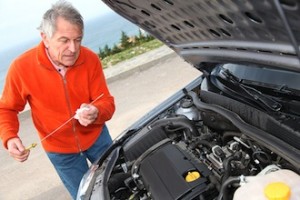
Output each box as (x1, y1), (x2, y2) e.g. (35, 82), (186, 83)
(102, 0), (300, 72)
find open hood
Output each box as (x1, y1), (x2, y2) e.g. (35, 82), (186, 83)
(102, 0), (300, 72)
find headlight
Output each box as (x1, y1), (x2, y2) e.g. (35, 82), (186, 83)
(76, 163), (99, 200)
(76, 147), (121, 200)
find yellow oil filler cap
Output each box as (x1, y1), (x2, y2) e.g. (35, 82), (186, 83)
(264, 182), (291, 200)
(185, 171), (200, 182)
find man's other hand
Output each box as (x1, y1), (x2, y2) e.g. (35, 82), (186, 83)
(7, 138), (30, 162)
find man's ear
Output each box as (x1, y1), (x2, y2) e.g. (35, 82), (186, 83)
(40, 32), (49, 48)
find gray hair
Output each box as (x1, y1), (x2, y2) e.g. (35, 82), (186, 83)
(38, 0), (84, 38)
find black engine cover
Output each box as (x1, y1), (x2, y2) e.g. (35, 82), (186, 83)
(139, 143), (212, 200)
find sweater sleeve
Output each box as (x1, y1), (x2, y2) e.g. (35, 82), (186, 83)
(0, 109), (20, 149)
(0, 61), (27, 149)
(89, 54), (115, 125)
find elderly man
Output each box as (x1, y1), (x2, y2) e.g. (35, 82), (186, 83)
(0, 0), (115, 199)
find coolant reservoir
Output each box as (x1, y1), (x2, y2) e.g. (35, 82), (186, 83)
(233, 169), (300, 200)
(175, 99), (201, 121)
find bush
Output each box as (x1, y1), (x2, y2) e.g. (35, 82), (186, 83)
(101, 39), (164, 68)
(98, 30), (155, 59)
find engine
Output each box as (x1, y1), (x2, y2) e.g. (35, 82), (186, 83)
(106, 92), (300, 200)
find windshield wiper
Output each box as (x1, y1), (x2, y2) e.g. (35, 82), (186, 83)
(273, 84), (300, 98)
(219, 69), (282, 112)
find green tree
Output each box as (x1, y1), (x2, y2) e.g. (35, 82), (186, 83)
(98, 47), (105, 59)
(111, 44), (121, 54)
(136, 29), (147, 43)
(120, 31), (131, 48)
(103, 44), (112, 56)
(98, 29), (157, 60)
(98, 44), (112, 59)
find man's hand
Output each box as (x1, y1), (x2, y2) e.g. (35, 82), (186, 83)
(7, 138), (30, 162)
(76, 104), (99, 126)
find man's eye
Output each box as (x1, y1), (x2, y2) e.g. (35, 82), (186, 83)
(60, 39), (68, 43)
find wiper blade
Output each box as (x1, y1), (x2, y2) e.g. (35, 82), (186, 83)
(220, 69), (282, 112)
(274, 85), (300, 98)
(240, 84), (282, 111)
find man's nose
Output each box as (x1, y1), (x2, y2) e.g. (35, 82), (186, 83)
(68, 41), (76, 52)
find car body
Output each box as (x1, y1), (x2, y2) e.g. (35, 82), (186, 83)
(77, 0), (300, 199)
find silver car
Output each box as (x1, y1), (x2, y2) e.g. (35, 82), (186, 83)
(77, 0), (300, 199)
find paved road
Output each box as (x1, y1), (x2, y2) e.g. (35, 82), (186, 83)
(0, 51), (201, 199)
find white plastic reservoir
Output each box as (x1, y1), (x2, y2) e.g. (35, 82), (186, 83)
(233, 169), (300, 200)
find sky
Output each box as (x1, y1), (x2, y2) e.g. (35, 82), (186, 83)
(0, 0), (113, 50)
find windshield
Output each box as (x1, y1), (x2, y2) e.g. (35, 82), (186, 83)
(221, 63), (300, 92)
(210, 63), (300, 115)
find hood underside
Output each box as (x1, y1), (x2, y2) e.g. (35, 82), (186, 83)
(102, 0), (300, 72)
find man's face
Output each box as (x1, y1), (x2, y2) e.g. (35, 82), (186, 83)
(41, 16), (83, 67)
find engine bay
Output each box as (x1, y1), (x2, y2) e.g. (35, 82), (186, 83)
(105, 88), (300, 200)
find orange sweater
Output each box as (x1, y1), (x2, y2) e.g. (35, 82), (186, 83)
(0, 42), (115, 153)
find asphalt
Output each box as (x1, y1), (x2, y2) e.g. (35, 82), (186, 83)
(0, 45), (201, 200)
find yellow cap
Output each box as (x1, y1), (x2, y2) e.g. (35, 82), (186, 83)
(264, 182), (291, 200)
(185, 171), (200, 182)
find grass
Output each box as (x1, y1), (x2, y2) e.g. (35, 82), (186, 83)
(101, 39), (164, 68)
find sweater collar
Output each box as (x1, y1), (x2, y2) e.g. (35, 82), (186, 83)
(37, 41), (85, 70)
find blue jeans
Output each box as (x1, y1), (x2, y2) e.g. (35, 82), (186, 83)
(47, 124), (112, 199)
